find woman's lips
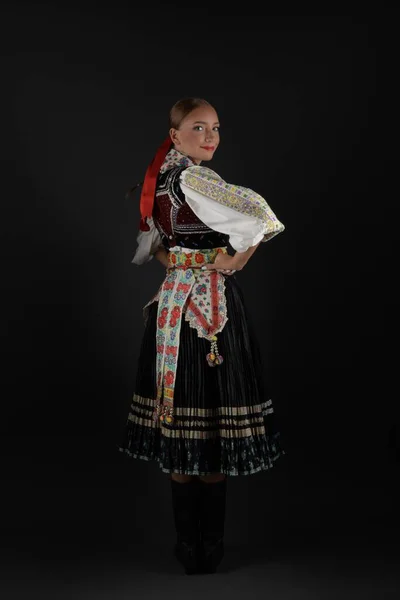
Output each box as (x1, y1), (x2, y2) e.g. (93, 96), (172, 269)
(201, 146), (215, 151)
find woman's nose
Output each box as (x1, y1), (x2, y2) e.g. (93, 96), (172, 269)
(205, 130), (214, 141)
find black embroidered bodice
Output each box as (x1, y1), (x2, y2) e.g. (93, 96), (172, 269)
(153, 166), (229, 251)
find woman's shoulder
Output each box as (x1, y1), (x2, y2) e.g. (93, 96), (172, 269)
(180, 164), (222, 181)
(157, 163), (222, 194)
(157, 164), (187, 186)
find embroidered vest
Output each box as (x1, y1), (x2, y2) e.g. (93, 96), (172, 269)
(153, 153), (230, 251)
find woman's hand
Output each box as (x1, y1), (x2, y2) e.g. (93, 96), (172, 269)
(204, 242), (262, 273)
(201, 252), (239, 275)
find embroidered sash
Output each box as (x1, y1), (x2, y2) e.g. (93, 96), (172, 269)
(143, 247), (229, 427)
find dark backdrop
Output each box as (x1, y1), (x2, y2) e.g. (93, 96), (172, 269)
(1, 3), (396, 592)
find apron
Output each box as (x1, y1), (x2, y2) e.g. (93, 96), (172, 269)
(142, 246), (229, 427)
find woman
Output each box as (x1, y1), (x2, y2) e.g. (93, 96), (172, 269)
(118, 97), (286, 575)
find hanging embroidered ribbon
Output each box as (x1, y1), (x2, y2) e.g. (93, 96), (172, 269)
(150, 247), (229, 427)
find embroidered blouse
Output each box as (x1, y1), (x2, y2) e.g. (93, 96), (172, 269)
(131, 148), (285, 265)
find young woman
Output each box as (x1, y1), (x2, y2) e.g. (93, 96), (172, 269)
(118, 97), (286, 575)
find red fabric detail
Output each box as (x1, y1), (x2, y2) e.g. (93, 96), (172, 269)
(186, 271), (220, 337)
(210, 270), (220, 331)
(138, 136), (172, 229)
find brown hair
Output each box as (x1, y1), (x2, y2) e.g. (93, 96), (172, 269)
(169, 97), (213, 129)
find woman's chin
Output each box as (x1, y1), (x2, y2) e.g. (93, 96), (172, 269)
(198, 153), (215, 162)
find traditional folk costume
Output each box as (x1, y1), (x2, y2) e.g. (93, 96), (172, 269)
(117, 136), (286, 574)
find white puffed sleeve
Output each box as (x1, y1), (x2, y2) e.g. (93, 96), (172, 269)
(179, 166), (285, 252)
(131, 216), (163, 265)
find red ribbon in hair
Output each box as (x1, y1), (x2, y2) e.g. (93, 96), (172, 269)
(139, 135), (172, 231)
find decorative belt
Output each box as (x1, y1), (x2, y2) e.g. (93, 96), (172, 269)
(146, 247), (229, 427)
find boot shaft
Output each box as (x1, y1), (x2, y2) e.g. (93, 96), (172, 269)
(198, 478), (227, 573)
(198, 478), (227, 540)
(170, 476), (228, 574)
(170, 478), (200, 544)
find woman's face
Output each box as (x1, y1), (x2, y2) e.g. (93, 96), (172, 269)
(169, 105), (220, 164)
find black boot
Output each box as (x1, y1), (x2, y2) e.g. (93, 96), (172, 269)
(198, 477), (227, 574)
(170, 478), (201, 575)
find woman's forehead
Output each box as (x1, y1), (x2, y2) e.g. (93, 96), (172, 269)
(184, 107), (219, 124)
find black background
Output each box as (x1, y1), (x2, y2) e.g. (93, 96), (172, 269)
(1, 3), (397, 596)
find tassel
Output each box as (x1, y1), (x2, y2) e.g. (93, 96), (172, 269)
(161, 404), (174, 425)
(153, 403), (174, 425)
(153, 403), (162, 423)
(206, 335), (224, 367)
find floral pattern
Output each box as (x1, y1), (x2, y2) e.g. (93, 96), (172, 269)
(152, 246), (228, 427)
(159, 148), (193, 174)
(180, 166), (285, 241)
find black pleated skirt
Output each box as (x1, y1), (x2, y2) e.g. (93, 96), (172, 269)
(117, 274), (285, 476)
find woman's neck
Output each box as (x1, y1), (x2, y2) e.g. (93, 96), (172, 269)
(174, 146), (201, 165)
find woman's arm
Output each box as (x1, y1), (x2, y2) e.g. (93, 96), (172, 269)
(179, 167), (285, 253)
(232, 241), (261, 270)
(201, 241), (261, 272)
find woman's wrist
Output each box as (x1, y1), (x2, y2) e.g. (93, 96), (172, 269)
(231, 241), (261, 270)
(230, 255), (246, 271)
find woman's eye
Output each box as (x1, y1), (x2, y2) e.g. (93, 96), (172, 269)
(193, 126), (220, 132)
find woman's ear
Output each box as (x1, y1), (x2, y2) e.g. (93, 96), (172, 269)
(169, 127), (180, 146)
